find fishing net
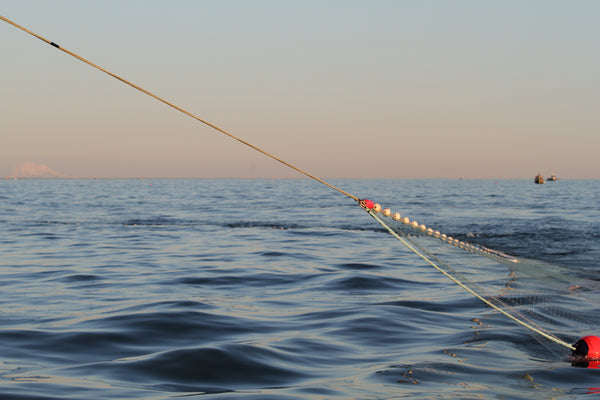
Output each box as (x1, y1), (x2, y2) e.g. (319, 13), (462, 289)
(359, 199), (586, 356)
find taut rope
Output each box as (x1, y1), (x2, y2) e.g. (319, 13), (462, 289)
(0, 13), (358, 202)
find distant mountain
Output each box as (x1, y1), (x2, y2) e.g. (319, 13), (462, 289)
(8, 162), (69, 179)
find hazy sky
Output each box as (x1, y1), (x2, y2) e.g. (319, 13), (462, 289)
(1, 1), (598, 179)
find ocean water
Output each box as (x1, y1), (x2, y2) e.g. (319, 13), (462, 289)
(1, 178), (599, 399)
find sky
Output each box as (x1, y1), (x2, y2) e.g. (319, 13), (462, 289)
(1, 1), (599, 179)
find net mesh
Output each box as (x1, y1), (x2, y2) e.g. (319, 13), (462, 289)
(361, 201), (584, 353)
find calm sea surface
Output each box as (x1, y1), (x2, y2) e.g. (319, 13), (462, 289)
(1, 179), (599, 399)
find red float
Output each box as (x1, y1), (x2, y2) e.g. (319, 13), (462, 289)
(573, 335), (600, 368)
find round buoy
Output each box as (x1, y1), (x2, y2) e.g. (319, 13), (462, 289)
(572, 335), (600, 368)
(362, 199), (374, 209)
(573, 335), (600, 359)
(373, 203), (382, 213)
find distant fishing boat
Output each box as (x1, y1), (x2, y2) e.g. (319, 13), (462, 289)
(534, 173), (545, 184)
(547, 173), (558, 182)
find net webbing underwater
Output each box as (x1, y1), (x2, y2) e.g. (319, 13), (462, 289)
(360, 199), (578, 352)
(2, 12), (595, 363)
